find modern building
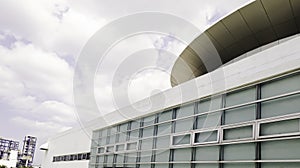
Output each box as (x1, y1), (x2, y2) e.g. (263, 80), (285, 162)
(41, 0), (300, 168)
(0, 138), (19, 167)
(19, 136), (37, 167)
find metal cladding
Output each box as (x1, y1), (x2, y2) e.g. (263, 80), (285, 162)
(171, 0), (300, 87)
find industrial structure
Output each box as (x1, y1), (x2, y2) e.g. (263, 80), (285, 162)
(41, 0), (300, 168)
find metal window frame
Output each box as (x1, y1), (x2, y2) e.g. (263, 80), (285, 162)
(156, 121), (172, 136)
(257, 114), (300, 139)
(128, 129), (140, 141)
(125, 141), (139, 151)
(192, 128), (220, 145)
(141, 125), (155, 138)
(140, 137), (154, 151)
(170, 132), (192, 148)
(105, 145), (115, 154)
(174, 116), (196, 133)
(114, 143), (126, 153)
(221, 122), (255, 143)
(97, 147), (105, 154)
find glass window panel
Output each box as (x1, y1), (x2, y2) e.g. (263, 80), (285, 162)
(176, 103), (195, 118)
(173, 164), (191, 168)
(261, 73), (300, 98)
(262, 162), (300, 168)
(109, 127), (117, 135)
(130, 120), (140, 130)
(96, 155), (104, 163)
(96, 156), (100, 163)
(223, 143), (255, 161)
(97, 130), (103, 138)
(223, 163), (255, 168)
(195, 164), (219, 168)
(106, 154), (114, 164)
(226, 87), (256, 107)
(175, 117), (194, 133)
(141, 138), (153, 150)
(119, 123), (128, 132)
(90, 147), (97, 155)
(195, 145), (219, 161)
(172, 134), (190, 145)
(158, 110), (173, 123)
(91, 140), (98, 147)
(173, 148), (192, 161)
(212, 96), (224, 110)
(194, 130), (218, 144)
(118, 132), (127, 143)
(127, 142), (137, 151)
(139, 150), (152, 163)
(102, 129), (108, 137)
(99, 138), (106, 145)
(261, 139), (300, 160)
(197, 96), (222, 114)
(197, 99), (211, 114)
(115, 154), (124, 164)
(143, 115), (156, 126)
(98, 147), (105, 154)
(108, 134), (116, 144)
(197, 112), (221, 129)
(126, 152), (137, 163)
(142, 126), (154, 137)
(129, 130), (139, 140)
(223, 125), (253, 141)
(139, 164), (152, 168)
(116, 144), (125, 152)
(154, 164), (169, 168)
(154, 150), (170, 162)
(224, 105), (256, 125)
(260, 118), (300, 137)
(92, 131), (100, 140)
(157, 122), (171, 136)
(106, 146), (114, 153)
(261, 94), (300, 118)
(155, 135), (170, 149)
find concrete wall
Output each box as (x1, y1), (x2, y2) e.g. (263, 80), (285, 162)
(41, 127), (92, 168)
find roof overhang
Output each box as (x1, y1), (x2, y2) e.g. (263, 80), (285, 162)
(171, 0), (300, 87)
(39, 143), (49, 151)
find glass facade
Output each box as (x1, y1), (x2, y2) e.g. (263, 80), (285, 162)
(89, 71), (300, 168)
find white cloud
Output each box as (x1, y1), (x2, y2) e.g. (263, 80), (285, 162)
(0, 34), (4, 41)
(31, 100), (76, 125)
(0, 39), (76, 147)
(128, 69), (171, 103)
(0, 0), (106, 57)
(0, 42), (73, 104)
(11, 116), (72, 139)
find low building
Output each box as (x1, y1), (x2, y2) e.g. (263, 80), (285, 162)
(0, 138), (19, 168)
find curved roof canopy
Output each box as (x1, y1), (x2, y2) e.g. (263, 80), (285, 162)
(171, 0), (300, 87)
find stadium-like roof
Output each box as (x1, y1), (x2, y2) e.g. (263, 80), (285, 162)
(171, 0), (300, 86)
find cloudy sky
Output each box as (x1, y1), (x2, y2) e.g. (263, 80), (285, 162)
(0, 0), (251, 164)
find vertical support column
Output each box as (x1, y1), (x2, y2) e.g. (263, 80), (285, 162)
(256, 84), (261, 168)
(219, 94), (226, 168)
